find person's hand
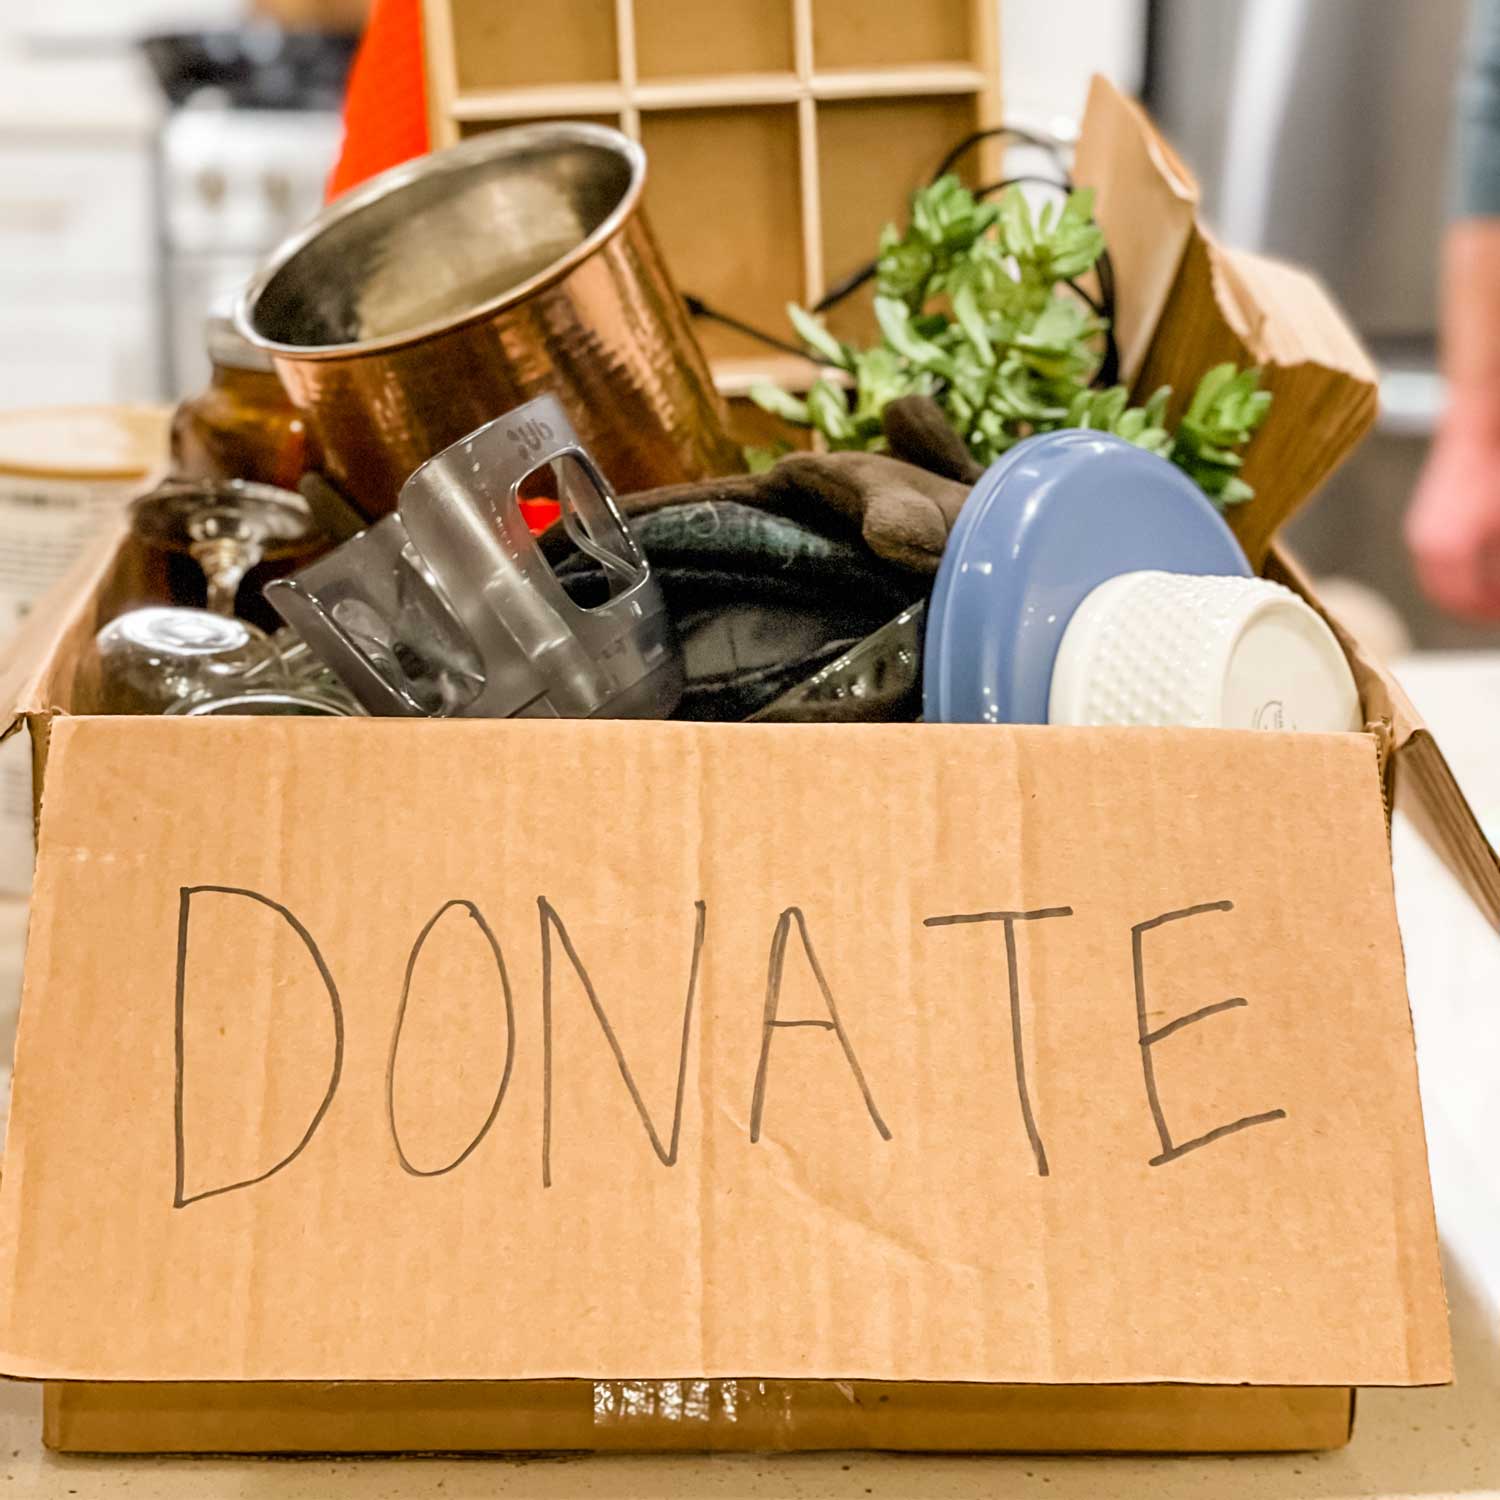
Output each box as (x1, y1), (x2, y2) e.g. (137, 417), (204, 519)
(1405, 417), (1500, 620)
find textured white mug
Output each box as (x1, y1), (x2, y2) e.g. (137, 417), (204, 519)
(1047, 570), (1362, 732)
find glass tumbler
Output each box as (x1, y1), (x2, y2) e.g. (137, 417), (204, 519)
(93, 606), (286, 715)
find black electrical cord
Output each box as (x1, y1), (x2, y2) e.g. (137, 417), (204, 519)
(683, 124), (1119, 386)
(809, 173), (1070, 314)
(806, 263), (875, 317)
(681, 294), (809, 361)
(928, 124), (1072, 185)
(1092, 248), (1120, 387)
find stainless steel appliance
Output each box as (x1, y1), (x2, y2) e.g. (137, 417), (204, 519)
(1147, 0), (1479, 646)
(159, 104), (343, 397)
(142, 27), (353, 396)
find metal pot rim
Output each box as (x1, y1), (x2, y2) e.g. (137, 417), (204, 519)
(233, 121), (647, 363)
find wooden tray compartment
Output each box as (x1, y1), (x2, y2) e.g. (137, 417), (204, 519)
(424, 0), (1003, 365)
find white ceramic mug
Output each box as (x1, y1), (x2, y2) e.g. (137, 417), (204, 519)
(1047, 570), (1362, 732)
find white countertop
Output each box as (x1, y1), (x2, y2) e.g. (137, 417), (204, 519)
(1, 652), (1498, 1498)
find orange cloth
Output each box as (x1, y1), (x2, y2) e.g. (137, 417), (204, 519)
(327, 0), (429, 200)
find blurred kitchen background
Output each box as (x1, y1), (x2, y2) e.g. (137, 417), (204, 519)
(0, 0), (368, 1076)
(0, 0), (359, 405)
(0, 0), (1478, 643)
(1146, 0), (1478, 651)
(0, 0), (1482, 1124)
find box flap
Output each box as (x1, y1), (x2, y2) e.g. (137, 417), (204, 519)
(0, 523), (129, 740)
(1073, 75), (1200, 386)
(1077, 74), (1379, 572)
(1130, 230), (1378, 572)
(1390, 729), (1500, 932)
(1267, 549), (1500, 933)
(0, 718), (1448, 1385)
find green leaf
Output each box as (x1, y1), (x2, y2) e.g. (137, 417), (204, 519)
(1184, 363), (1237, 425)
(850, 345), (927, 416)
(1060, 186), (1095, 226)
(1095, 387), (1129, 428)
(875, 175), (1001, 308)
(876, 234), (934, 307)
(748, 383), (811, 425)
(806, 378), (857, 445)
(874, 295), (953, 374)
(1170, 365), (1272, 508)
(760, 167), (1269, 508)
(742, 443), (788, 473)
(997, 186), (1035, 257)
(950, 280), (995, 365)
(787, 303), (852, 370)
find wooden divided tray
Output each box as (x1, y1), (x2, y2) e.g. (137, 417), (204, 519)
(421, 0), (1004, 388)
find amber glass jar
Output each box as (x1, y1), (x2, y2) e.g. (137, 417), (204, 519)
(170, 315), (313, 490)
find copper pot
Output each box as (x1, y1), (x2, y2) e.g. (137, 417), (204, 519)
(236, 123), (738, 517)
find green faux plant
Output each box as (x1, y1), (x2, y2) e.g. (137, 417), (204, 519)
(749, 176), (1272, 509)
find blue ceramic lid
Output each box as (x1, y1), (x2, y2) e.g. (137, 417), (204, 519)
(923, 429), (1252, 724)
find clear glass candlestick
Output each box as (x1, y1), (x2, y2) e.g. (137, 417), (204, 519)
(130, 478), (319, 616)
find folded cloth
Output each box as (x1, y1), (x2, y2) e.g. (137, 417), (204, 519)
(603, 445), (973, 576)
(546, 500), (922, 721)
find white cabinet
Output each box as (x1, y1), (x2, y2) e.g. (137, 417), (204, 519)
(0, 140), (154, 301)
(0, 51), (162, 405)
(0, 302), (157, 408)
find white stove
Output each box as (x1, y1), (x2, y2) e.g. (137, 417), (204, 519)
(160, 103), (343, 393)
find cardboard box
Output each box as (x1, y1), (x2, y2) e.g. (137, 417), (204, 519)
(0, 75), (1491, 1458)
(0, 521), (1481, 1455)
(43, 1378), (1358, 1454)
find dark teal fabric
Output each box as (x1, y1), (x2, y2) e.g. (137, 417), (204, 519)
(546, 500), (923, 721)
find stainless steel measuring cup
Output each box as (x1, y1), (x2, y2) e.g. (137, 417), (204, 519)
(266, 395), (683, 720)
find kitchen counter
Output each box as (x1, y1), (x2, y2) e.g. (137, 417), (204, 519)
(1, 651), (1498, 1499)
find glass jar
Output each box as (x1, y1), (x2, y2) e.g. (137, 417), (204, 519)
(169, 314), (312, 490)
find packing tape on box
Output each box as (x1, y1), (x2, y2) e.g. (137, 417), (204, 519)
(591, 1380), (862, 1447)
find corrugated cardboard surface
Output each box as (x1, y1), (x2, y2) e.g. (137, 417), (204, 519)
(1071, 79), (1199, 385)
(1136, 231), (1379, 569)
(42, 1380), (1355, 1454)
(0, 716), (1448, 1387)
(0, 522), (144, 736)
(1074, 77), (1379, 571)
(1265, 549), (1500, 933)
